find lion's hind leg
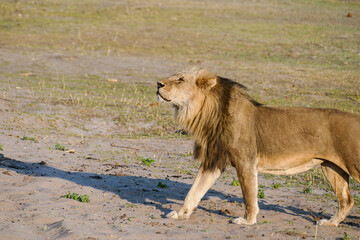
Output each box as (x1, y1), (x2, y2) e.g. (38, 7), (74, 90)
(319, 161), (354, 227)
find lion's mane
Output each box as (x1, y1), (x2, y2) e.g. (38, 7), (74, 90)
(173, 71), (261, 171)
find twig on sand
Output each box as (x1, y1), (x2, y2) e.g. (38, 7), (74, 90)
(110, 143), (139, 151)
(23, 172), (38, 182)
(308, 209), (320, 239)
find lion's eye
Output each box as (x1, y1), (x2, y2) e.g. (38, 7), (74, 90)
(177, 77), (184, 83)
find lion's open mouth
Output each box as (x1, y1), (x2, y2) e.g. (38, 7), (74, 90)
(157, 92), (171, 102)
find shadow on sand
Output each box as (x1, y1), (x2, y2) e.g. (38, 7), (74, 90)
(0, 154), (359, 228)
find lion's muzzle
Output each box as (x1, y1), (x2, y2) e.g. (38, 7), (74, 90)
(156, 81), (171, 102)
(157, 81), (165, 89)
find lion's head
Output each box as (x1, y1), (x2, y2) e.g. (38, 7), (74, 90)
(157, 68), (257, 171)
(157, 69), (222, 133)
(157, 68), (257, 133)
(156, 68), (217, 107)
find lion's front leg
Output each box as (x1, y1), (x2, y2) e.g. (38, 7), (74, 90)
(232, 168), (259, 225)
(166, 166), (221, 219)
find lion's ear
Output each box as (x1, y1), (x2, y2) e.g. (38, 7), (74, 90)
(195, 69), (217, 90)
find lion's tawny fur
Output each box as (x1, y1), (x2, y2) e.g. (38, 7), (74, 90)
(157, 68), (360, 226)
(178, 76), (260, 171)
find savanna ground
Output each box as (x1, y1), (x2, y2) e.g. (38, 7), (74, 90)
(0, 0), (359, 239)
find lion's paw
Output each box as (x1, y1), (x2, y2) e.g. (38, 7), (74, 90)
(166, 211), (179, 219)
(231, 217), (256, 225)
(318, 219), (338, 227)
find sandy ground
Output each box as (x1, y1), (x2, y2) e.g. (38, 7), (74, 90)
(0, 49), (359, 240)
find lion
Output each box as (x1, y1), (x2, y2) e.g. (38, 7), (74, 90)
(156, 68), (360, 226)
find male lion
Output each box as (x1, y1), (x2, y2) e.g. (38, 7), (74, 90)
(156, 68), (360, 226)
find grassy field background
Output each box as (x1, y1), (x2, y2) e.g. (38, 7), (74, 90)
(1, 0), (359, 121)
(1, 0), (359, 139)
(1, 0), (360, 69)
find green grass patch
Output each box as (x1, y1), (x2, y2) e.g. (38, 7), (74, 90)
(21, 136), (38, 143)
(140, 157), (155, 167)
(302, 187), (312, 194)
(126, 203), (137, 208)
(258, 189), (265, 199)
(157, 181), (169, 189)
(271, 183), (281, 189)
(62, 192), (90, 203)
(263, 174), (275, 180)
(262, 220), (272, 224)
(353, 195), (360, 206)
(230, 177), (240, 187)
(342, 232), (350, 240)
(55, 143), (66, 151)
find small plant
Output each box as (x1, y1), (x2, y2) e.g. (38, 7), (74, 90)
(303, 187), (312, 194)
(259, 184), (266, 189)
(176, 169), (193, 175)
(55, 143), (66, 151)
(0, 144), (3, 151)
(258, 189), (265, 199)
(230, 177), (240, 186)
(263, 173), (275, 179)
(342, 232), (350, 240)
(353, 195), (360, 206)
(272, 183), (281, 189)
(78, 194), (90, 202)
(61, 192), (90, 203)
(126, 203), (137, 208)
(157, 181), (169, 188)
(304, 180), (311, 186)
(140, 157), (155, 166)
(21, 136), (38, 143)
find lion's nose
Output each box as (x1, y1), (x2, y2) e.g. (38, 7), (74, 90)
(157, 81), (165, 89)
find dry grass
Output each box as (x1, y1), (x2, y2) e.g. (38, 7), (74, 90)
(0, 0), (359, 141)
(1, 1), (359, 122)
(0, 0), (359, 160)
(1, 0), (359, 70)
